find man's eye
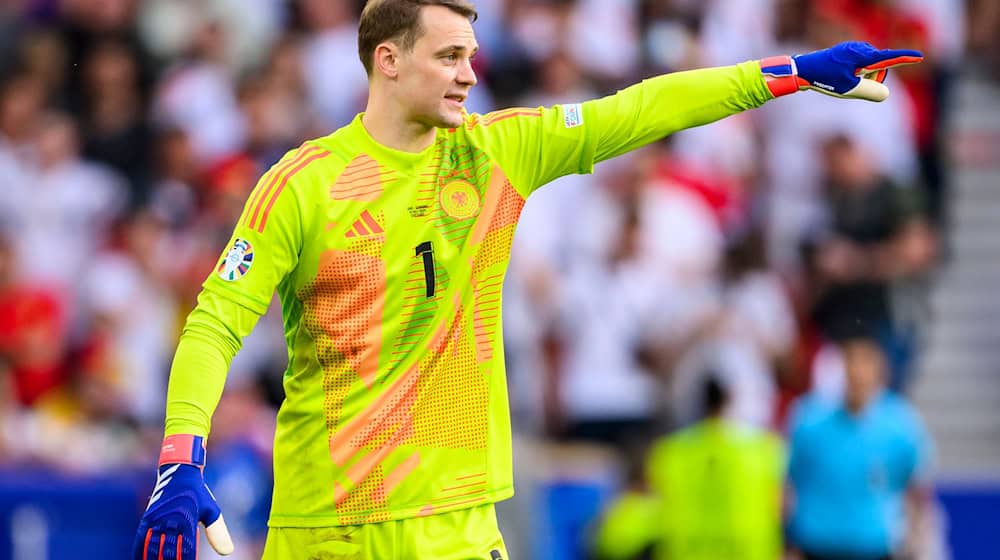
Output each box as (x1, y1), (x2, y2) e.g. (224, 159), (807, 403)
(445, 54), (458, 62)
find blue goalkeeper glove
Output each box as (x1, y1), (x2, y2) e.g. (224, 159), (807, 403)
(761, 41), (923, 102)
(133, 435), (234, 559)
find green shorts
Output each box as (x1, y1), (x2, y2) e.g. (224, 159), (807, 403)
(261, 504), (508, 560)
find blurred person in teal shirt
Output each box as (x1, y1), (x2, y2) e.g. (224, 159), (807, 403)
(786, 333), (933, 560)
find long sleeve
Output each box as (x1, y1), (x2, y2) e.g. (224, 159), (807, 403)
(474, 60), (773, 197)
(163, 143), (321, 437)
(164, 289), (263, 437)
(586, 60), (773, 164)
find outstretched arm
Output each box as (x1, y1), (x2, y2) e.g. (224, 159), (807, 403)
(482, 42), (922, 195)
(588, 41), (923, 165)
(586, 60), (771, 165)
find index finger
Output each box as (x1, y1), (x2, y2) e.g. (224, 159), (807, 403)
(862, 49), (924, 71)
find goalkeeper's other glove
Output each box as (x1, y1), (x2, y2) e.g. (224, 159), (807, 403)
(133, 434), (234, 559)
(761, 41), (923, 102)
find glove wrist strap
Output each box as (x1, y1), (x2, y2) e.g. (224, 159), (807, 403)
(159, 434), (207, 467)
(760, 55), (806, 97)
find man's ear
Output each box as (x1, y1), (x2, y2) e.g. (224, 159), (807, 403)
(373, 42), (400, 79)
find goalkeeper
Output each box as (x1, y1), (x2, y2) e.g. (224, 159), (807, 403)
(133, 0), (921, 558)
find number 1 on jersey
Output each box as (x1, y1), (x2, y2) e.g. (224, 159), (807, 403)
(415, 241), (435, 298)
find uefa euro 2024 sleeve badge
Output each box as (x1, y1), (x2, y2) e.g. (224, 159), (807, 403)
(218, 238), (254, 281)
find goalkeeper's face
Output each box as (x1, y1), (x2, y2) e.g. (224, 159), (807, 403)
(397, 5), (478, 129)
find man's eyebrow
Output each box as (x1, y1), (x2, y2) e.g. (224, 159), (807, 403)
(434, 44), (479, 55)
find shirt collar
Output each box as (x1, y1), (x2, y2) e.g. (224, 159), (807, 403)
(342, 113), (440, 174)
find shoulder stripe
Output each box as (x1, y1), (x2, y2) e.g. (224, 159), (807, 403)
(246, 144), (322, 231)
(482, 108), (542, 126)
(255, 147), (332, 232)
(241, 165), (282, 228)
(243, 143), (315, 229)
(485, 107), (533, 120)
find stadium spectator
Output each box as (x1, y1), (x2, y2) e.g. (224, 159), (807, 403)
(966, 0), (1000, 80)
(5, 111), (128, 310)
(503, 48), (599, 433)
(79, 37), (154, 207)
(295, 0), (370, 129)
(543, 153), (669, 447)
(758, 1), (918, 270)
(148, 127), (201, 229)
(806, 133), (936, 391)
(0, 233), (69, 408)
(0, 70), (44, 166)
(81, 209), (179, 426)
(236, 37), (315, 166)
(54, 0), (157, 119)
(151, 18), (246, 165)
(815, 0), (946, 227)
(670, 228), (797, 429)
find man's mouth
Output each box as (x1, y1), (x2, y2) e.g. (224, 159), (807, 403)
(445, 94), (466, 105)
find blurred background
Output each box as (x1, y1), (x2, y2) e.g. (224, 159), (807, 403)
(0, 0), (998, 558)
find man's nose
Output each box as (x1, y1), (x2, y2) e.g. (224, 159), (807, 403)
(457, 58), (477, 86)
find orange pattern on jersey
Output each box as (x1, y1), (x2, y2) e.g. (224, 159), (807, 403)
(463, 113), (480, 129)
(327, 364), (419, 468)
(241, 144), (300, 227)
(334, 465), (392, 525)
(472, 172), (526, 362)
(469, 166), (525, 246)
(383, 451), (421, 499)
(302, 247), (385, 400)
(335, 406), (413, 523)
(413, 138), (446, 214)
(300, 246), (439, 523)
(468, 166), (504, 246)
(331, 154), (394, 201)
(487, 176), (527, 238)
(473, 272), (504, 363)
(423, 470), (490, 513)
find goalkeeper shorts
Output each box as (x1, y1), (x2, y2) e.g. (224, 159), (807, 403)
(261, 503), (508, 559)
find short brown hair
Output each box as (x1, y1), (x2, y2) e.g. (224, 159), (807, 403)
(358, 0), (478, 76)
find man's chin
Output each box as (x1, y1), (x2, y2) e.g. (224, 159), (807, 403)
(435, 108), (466, 129)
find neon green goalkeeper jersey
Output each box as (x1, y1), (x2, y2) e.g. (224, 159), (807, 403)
(163, 61), (774, 527)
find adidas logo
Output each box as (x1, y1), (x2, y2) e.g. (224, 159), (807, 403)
(345, 209), (384, 238)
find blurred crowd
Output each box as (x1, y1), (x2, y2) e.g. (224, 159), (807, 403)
(0, 0), (998, 558)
